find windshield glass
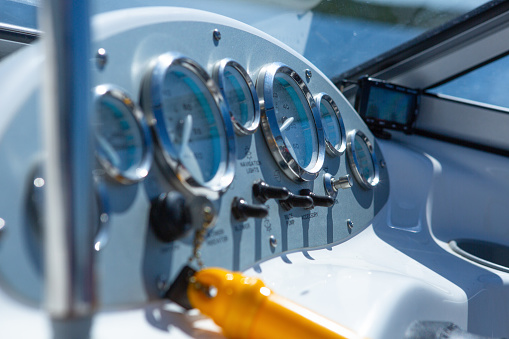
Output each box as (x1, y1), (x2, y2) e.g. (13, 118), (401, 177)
(0, 0), (491, 78)
(102, 0), (488, 78)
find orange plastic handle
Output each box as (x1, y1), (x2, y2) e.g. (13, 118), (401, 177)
(187, 267), (362, 339)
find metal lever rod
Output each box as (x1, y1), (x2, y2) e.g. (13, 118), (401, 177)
(40, 0), (95, 327)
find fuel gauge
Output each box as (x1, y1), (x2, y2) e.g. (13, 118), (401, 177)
(316, 93), (346, 157)
(94, 85), (152, 184)
(346, 130), (379, 189)
(214, 59), (260, 135)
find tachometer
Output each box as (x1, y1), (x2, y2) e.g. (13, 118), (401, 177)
(94, 85), (152, 184)
(213, 58), (260, 135)
(346, 130), (379, 189)
(315, 93), (346, 157)
(141, 53), (235, 198)
(257, 63), (324, 182)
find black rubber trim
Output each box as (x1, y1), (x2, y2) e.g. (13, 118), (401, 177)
(425, 49), (509, 90)
(333, 0), (509, 85)
(414, 129), (509, 158)
(0, 24), (39, 44)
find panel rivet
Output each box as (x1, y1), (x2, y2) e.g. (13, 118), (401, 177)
(213, 29), (222, 41)
(347, 219), (354, 230)
(269, 235), (278, 248)
(305, 69), (312, 79)
(96, 48), (108, 69)
(0, 218), (5, 237)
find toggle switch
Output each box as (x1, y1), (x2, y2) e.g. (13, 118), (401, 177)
(299, 189), (335, 208)
(253, 180), (290, 203)
(279, 193), (314, 211)
(323, 173), (353, 196)
(232, 197), (269, 222)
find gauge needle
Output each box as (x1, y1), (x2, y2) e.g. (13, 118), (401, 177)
(97, 136), (120, 167)
(179, 114), (193, 158)
(280, 116), (294, 132)
(179, 114), (204, 183)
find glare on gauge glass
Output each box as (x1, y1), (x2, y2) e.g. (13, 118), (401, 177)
(273, 73), (318, 169)
(162, 66), (225, 185)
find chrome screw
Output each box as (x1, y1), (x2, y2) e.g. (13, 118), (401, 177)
(0, 218), (5, 238)
(156, 275), (170, 292)
(269, 235), (278, 249)
(213, 29), (221, 41)
(305, 69), (312, 80)
(347, 219), (354, 230)
(96, 48), (107, 69)
(380, 160), (386, 168)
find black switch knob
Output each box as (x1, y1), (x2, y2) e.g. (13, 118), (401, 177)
(253, 180), (290, 203)
(150, 191), (192, 243)
(232, 197), (269, 222)
(299, 189), (335, 208)
(279, 193), (314, 211)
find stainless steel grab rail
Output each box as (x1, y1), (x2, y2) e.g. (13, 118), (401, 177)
(40, 0), (95, 329)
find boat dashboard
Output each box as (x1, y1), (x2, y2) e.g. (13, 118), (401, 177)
(1, 4), (509, 339)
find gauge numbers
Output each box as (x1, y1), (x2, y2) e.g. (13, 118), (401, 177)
(214, 59), (260, 135)
(142, 53), (235, 198)
(316, 93), (346, 157)
(257, 62), (324, 182)
(346, 130), (379, 189)
(94, 85), (152, 184)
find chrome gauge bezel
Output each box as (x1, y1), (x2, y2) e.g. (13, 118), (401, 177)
(257, 62), (325, 182)
(346, 129), (379, 189)
(141, 53), (235, 198)
(93, 84), (153, 184)
(315, 92), (346, 157)
(213, 58), (260, 135)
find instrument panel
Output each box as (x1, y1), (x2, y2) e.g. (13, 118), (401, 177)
(0, 7), (389, 308)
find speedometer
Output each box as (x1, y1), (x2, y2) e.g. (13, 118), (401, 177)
(346, 130), (379, 189)
(141, 53), (235, 198)
(257, 63), (325, 182)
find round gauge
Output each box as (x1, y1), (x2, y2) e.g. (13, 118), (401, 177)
(346, 130), (379, 189)
(315, 93), (346, 157)
(141, 53), (235, 198)
(213, 59), (260, 135)
(94, 85), (152, 184)
(257, 62), (325, 182)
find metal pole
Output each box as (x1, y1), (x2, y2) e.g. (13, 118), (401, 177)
(39, 0), (95, 334)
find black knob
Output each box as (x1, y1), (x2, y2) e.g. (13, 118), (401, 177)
(279, 193), (314, 211)
(299, 189), (335, 208)
(150, 191), (192, 242)
(253, 180), (290, 203)
(232, 197), (269, 222)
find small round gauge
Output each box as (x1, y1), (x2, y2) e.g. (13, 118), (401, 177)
(94, 85), (152, 184)
(257, 62), (324, 182)
(346, 130), (379, 189)
(141, 53), (235, 198)
(315, 93), (346, 157)
(213, 59), (260, 135)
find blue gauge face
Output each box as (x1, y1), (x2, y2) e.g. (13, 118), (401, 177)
(354, 134), (375, 182)
(223, 64), (255, 129)
(96, 93), (145, 176)
(273, 73), (318, 169)
(319, 98), (342, 153)
(162, 66), (226, 185)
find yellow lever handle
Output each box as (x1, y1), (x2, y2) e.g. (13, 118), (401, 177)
(187, 267), (362, 339)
